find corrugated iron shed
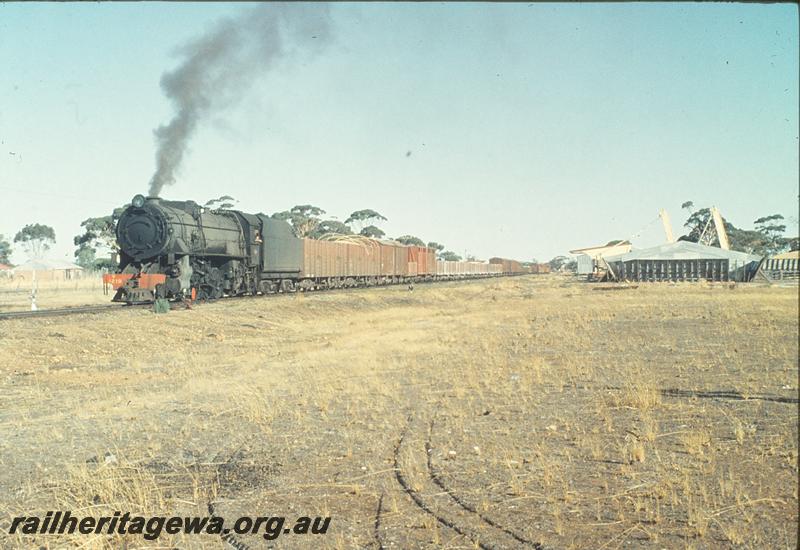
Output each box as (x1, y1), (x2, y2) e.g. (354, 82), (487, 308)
(604, 241), (761, 263)
(602, 241), (762, 282)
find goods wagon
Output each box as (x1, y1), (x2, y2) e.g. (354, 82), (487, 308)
(407, 246), (436, 277)
(489, 257), (524, 274)
(301, 239), (349, 278)
(302, 238), (409, 281)
(435, 260), (503, 277)
(346, 239), (381, 277)
(377, 240), (398, 276)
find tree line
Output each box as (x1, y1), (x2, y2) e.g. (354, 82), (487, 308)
(1, 200), (794, 271)
(0, 199), (467, 270)
(677, 202), (797, 256)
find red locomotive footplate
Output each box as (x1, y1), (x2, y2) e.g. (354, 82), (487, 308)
(103, 273), (166, 290)
(135, 274), (167, 289)
(102, 273), (133, 290)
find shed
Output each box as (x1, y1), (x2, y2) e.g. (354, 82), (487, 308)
(569, 240), (632, 275)
(603, 241), (762, 282)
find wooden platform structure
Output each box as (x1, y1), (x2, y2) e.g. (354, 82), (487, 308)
(754, 251), (799, 282)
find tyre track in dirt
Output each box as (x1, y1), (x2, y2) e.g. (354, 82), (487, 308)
(207, 500), (251, 550)
(392, 412), (546, 549)
(207, 447), (253, 550)
(373, 493), (387, 550)
(425, 418), (543, 548)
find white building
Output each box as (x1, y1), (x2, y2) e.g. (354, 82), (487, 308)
(569, 240), (633, 275)
(11, 258), (84, 281)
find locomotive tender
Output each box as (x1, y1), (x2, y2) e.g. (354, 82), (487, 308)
(104, 195), (522, 304)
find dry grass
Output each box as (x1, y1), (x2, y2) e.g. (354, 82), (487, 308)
(3, 452), (220, 549)
(0, 274), (109, 311)
(0, 275), (797, 548)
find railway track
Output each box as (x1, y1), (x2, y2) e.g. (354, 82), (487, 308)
(0, 303), (135, 321)
(0, 275), (523, 322)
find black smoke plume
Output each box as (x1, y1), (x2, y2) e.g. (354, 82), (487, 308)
(148, 3), (331, 197)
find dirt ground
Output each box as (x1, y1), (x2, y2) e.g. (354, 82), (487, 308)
(0, 275), (797, 549)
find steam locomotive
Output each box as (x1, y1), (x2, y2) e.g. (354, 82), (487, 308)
(104, 195), (522, 304)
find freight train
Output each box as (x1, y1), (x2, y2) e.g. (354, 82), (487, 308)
(104, 195), (526, 304)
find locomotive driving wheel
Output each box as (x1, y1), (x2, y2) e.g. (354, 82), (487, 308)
(195, 266), (224, 300)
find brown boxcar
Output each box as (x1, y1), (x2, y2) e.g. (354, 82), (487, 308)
(489, 257), (523, 274)
(407, 246), (421, 275)
(378, 240), (397, 276)
(302, 238), (488, 279)
(407, 246), (436, 276)
(302, 239), (346, 278)
(346, 240), (381, 276)
(303, 238), (402, 279)
(395, 244), (409, 276)
(425, 248), (436, 274)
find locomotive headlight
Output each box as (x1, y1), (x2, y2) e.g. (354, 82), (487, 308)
(132, 194), (146, 208)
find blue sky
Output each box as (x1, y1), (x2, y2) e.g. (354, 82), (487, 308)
(1, 2), (797, 264)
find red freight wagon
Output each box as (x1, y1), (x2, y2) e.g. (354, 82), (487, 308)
(302, 239), (347, 278)
(489, 257), (523, 274)
(378, 240), (409, 277)
(303, 238), (394, 278)
(426, 248), (435, 274)
(302, 238), (443, 280)
(347, 240), (381, 277)
(395, 244), (409, 276)
(489, 257), (506, 272)
(407, 246), (436, 276)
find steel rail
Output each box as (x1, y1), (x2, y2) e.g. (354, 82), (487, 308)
(0, 273), (529, 321)
(0, 303), (134, 321)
